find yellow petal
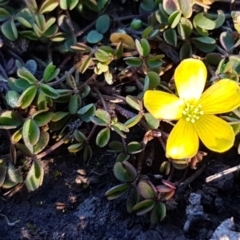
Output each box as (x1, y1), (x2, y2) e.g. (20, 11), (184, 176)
(194, 115), (234, 152)
(144, 90), (184, 120)
(174, 58), (207, 102)
(199, 79), (240, 114)
(166, 118), (199, 159)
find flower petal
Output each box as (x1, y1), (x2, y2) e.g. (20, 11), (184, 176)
(166, 118), (199, 159)
(144, 90), (184, 120)
(174, 58), (207, 102)
(194, 115), (234, 152)
(199, 79), (240, 114)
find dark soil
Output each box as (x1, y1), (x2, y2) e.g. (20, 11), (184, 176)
(1, 146), (240, 240)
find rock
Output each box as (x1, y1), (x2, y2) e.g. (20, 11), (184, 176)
(210, 218), (240, 240)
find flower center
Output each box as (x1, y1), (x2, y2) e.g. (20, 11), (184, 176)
(182, 102), (204, 123)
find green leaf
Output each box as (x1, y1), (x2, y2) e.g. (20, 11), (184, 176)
(127, 141), (142, 154)
(91, 116), (107, 126)
(140, 38), (150, 57)
(15, 8), (34, 28)
(96, 127), (110, 147)
(39, 0), (59, 14)
(59, 0), (78, 10)
(124, 57), (142, 67)
(147, 71), (160, 89)
(5, 163), (23, 184)
(168, 10), (181, 29)
(17, 68), (38, 84)
(33, 131), (50, 154)
(163, 28), (177, 47)
(132, 199), (155, 216)
(177, 17), (192, 40)
(105, 183), (131, 200)
(69, 94), (81, 115)
(0, 111), (23, 129)
(1, 18), (18, 41)
(151, 202), (166, 222)
(192, 37), (216, 53)
(130, 19), (142, 30)
(83, 145), (93, 161)
(127, 187), (140, 213)
(96, 14), (110, 34)
(0, 159), (7, 187)
(77, 103), (95, 122)
(33, 110), (53, 126)
(67, 143), (84, 153)
(25, 160), (44, 191)
(108, 141), (124, 153)
(23, 119), (40, 146)
(95, 109), (111, 124)
(25, 0), (38, 12)
(74, 130), (87, 142)
(219, 31), (235, 52)
(138, 180), (157, 199)
(43, 62), (60, 82)
(52, 112), (69, 122)
(193, 10), (225, 30)
(18, 86), (37, 109)
(113, 161), (137, 182)
(146, 56), (163, 68)
(5, 90), (20, 108)
(116, 153), (130, 162)
(0, 7), (10, 21)
(124, 114), (142, 128)
(40, 84), (60, 99)
(178, 0), (192, 18)
(144, 113), (160, 129)
(87, 30), (103, 44)
(135, 39), (143, 56)
(140, 0), (155, 11)
(126, 95), (141, 111)
(95, 48), (111, 63)
(180, 41), (192, 60)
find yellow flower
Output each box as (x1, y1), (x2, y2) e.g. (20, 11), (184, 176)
(144, 58), (240, 159)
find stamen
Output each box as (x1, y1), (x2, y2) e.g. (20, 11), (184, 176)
(182, 103), (204, 123)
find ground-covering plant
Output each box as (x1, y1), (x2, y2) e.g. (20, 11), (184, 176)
(0, 0), (240, 224)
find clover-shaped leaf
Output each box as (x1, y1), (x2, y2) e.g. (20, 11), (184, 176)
(105, 183), (131, 200)
(193, 10), (225, 30)
(25, 160), (44, 191)
(150, 202), (166, 224)
(0, 111), (23, 129)
(23, 119), (40, 146)
(113, 161), (137, 182)
(132, 199), (155, 216)
(1, 18), (18, 41)
(96, 127), (110, 147)
(138, 180), (157, 199)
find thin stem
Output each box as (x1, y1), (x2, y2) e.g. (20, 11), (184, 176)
(48, 66), (76, 86)
(206, 164), (240, 183)
(35, 133), (71, 159)
(93, 87), (108, 112)
(87, 124), (97, 141)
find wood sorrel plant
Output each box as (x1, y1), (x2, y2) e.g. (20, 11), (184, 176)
(0, 0), (240, 224)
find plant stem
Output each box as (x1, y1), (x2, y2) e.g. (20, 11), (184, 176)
(48, 66), (76, 86)
(35, 133), (71, 160)
(87, 124), (97, 141)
